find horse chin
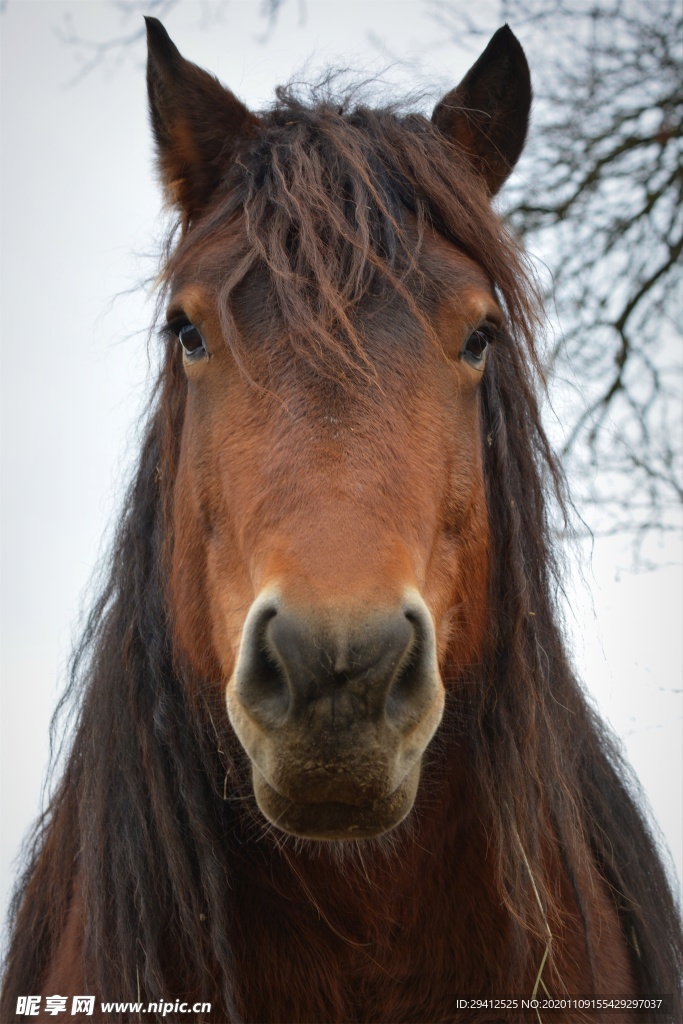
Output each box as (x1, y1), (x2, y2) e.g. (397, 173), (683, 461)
(251, 762), (421, 840)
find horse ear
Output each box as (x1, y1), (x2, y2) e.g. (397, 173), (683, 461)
(432, 25), (531, 196)
(145, 17), (260, 220)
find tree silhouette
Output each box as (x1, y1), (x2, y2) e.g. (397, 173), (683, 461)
(434, 0), (682, 544)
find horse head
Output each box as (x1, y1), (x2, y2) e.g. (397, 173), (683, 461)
(146, 18), (531, 840)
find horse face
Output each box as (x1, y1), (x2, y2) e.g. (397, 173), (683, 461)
(166, 229), (497, 840)
(146, 19), (530, 839)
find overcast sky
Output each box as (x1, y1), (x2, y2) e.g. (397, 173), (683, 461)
(1, 0), (681, 935)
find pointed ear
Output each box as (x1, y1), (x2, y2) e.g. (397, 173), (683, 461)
(145, 17), (260, 220)
(432, 25), (531, 196)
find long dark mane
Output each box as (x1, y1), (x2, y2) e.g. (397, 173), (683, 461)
(2, 81), (681, 1022)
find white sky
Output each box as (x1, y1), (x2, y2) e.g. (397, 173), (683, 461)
(1, 0), (681, 937)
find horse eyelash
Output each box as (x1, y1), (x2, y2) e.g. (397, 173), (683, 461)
(159, 314), (191, 341)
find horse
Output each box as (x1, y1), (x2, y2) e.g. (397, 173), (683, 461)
(2, 18), (681, 1024)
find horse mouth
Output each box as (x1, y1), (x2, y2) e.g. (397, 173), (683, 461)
(251, 762), (421, 840)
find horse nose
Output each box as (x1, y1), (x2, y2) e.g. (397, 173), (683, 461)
(234, 596), (436, 731)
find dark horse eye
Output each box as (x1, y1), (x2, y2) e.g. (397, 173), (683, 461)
(463, 326), (492, 366)
(177, 322), (208, 360)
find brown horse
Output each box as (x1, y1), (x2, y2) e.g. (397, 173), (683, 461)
(2, 18), (681, 1024)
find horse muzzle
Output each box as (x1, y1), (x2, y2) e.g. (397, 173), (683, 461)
(226, 589), (444, 839)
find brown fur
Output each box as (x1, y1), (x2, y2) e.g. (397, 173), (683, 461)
(2, 21), (681, 1024)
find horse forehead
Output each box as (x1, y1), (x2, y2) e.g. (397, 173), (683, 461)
(171, 226), (496, 332)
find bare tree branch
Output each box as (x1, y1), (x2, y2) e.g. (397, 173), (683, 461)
(50, 0), (297, 82)
(55, 0), (184, 83)
(481, 0), (683, 545)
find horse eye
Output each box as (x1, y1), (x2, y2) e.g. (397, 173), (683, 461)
(173, 321), (208, 360)
(463, 326), (492, 366)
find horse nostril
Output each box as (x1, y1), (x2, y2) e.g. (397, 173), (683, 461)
(385, 603), (438, 726)
(233, 596), (439, 733)
(234, 601), (290, 726)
